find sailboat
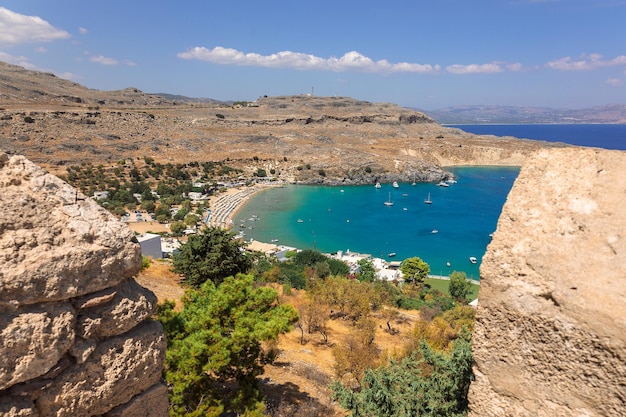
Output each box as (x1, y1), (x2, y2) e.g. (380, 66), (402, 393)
(384, 192), (394, 206)
(424, 192), (432, 204)
(412, 173), (416, 186)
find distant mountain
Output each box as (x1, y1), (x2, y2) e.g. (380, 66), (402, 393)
(420, 104), (626, 124)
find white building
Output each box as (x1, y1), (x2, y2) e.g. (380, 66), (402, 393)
(137, 233), (162, 259)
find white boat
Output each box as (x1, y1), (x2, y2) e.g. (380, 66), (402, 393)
(469, 256), (477, 264)
(424, 192), (432, 204)
(392, 181), (399, 188)
(384, 192), (394, 206)
(297, 219), (304, 223)
(375, 182), (381, 189)
(447, 179), (457, 184)
(388, 252), (396, 257)
(446, 261), (451, 267)
(412, 173), (416, 186)
(431, 229), (438, 234)
(270, 238), (279, 242)
(437, 181), (449, 187)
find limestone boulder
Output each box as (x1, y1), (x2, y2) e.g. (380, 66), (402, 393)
(75, 278), (158, 340)
(35, 320), (166, 417)
(469, 148), (626, 416)
(0, 303), (75, 390)
(0, 153), (141, 307)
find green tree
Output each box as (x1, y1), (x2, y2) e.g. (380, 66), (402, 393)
(159, 274), (299, 416)
(448, 271), (472, 303)
(328, 257), (350, 276)
(331, 331), (474, 417)
(140, 199), (156, 213)
(293, 249), (328, 268)
(170, 221), (186, 236)
(172, 226), (252, 287)
(357, 258), (376, 282)
(400, 257), (430, 285)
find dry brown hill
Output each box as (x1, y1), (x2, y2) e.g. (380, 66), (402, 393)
(0, 61), (566, 183)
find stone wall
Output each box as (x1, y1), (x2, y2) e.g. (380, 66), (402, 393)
(469, 148), (626, 416)
(0, 153), (168, 416)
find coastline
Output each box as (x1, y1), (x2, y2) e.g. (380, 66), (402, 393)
(206, 181), (285, 229)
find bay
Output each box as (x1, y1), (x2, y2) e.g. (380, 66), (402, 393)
(233, 166), (519, 280)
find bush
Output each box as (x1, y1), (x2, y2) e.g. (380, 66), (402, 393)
(23, 116), (35, 123)
(141, 256), (151, 270)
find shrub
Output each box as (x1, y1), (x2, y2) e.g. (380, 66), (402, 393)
(23, 116), (35, 123)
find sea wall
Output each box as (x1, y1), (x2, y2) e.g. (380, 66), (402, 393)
(0, 153), (168, 417)
(469, 148), (626, 416)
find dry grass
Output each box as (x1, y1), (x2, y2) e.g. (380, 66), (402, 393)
(136, 266), (419, 416)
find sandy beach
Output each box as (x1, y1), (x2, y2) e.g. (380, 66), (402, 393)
(126, 182), (281, 236)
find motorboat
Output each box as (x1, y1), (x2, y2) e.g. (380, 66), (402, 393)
(388, 252), (396, 257)
(469, 256), (477, 264)
(431, 229), (438, 234)
(297, 219), (304, 223)
(392, 181), (399, 188)
(437, 181), (449, 187)
(375, 182), (382, 189)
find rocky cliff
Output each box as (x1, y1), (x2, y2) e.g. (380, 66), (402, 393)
(469, 148), (626, 416)
(0, 153), (168, 416)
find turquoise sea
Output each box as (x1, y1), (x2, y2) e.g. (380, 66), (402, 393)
(232, 124), (625, 279)
(234, 166), (519, 280)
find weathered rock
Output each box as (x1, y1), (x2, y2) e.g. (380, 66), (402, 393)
(35, 320), (166, 417)
(0, 153), (168, 415)
(76, 278), (158, 340)
(0, 154), (141, 306)
(0, 395), (38, 416)
(0, 303), (75, 390)
(469, 148), (626, 417)
(104, 383), (169, 417)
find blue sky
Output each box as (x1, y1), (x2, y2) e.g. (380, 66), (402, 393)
(0, 1), (625, 109)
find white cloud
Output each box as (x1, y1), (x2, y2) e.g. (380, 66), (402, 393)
(0, 7), (70, 46)
(88, 55), (136, 67)
(546, 53), (626, 70)
(79, 27), (88, 35)
(90, 55), (118, 65)
(0, 51), (36, 69)
(446, 62), (506, 74)
(178, 46), (440, 74)
(606, 78), (623, 86)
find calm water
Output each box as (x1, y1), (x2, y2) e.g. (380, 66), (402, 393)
(234, 167), (518, 280)
(447, 124), (626, 150)
(233, 124), (625, 279)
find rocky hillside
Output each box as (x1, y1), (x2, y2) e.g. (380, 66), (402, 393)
(0, 61), (564, 184)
